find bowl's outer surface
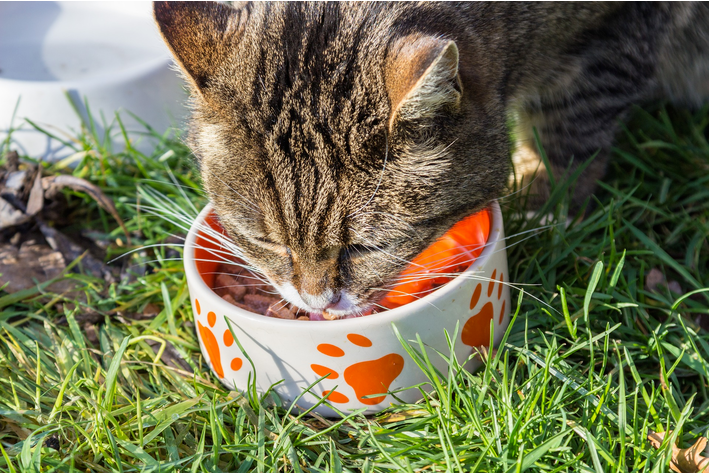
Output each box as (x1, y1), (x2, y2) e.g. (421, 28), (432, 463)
(185, 203), (511, 416)
(0, 2), (187, 160)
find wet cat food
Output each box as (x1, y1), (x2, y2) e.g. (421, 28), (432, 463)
(205, 208), (491, 319)
(212, 262), (310, 320)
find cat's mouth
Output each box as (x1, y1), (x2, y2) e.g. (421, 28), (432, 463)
(272, 282), (366, 319)
(204, 210), (491, 320)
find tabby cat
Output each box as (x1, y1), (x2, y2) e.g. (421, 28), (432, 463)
(153, 2), (708, 317)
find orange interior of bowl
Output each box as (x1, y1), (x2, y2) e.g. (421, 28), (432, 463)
(194, 212), (229, 288)
(377, 208), (491, 310)
(193, 207), (491, 312)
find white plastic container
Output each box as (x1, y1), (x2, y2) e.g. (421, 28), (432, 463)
(0, 2), (187, 160)
(184, 202), (511, 416)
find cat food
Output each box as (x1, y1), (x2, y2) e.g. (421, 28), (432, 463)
(210, 208), (491, 319)
(212, 262), (311, 320)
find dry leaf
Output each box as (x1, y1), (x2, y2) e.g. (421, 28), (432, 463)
(142, 302), (161, 318)
(0, 196), (31, 229)
(3, 419), (32, 440)
(25, 168), (44, 215)
(42, 174), (131, 244)
(648, 430), (709, 473)
(146, 338), (193, 373)
(38, 220), (116, 283)
(0, 239), (76, 294)
(646, 268), (665, 292)
(668, 280), (683, 295)
(645, 268), (684, 296)
(378, 409), (429, 423)
(472, 345), (498, 363)
(4, 150), (19, 172)
(83, 323), (99, 346)
(4, 169), (29, 195)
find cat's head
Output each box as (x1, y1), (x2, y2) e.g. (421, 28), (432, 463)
(154, 1), (509, 317)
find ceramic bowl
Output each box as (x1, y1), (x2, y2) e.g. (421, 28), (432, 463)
(184, 202), (510, 416)
(0, 1), (187, 160)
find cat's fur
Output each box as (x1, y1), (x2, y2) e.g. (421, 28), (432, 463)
(154, 2), (708, 317)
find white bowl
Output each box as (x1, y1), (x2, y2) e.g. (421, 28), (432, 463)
(0, 1), (187, 160)
(184, 202), (511, 416)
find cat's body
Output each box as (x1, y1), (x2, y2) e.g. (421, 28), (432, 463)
(154, 2), (708, 317)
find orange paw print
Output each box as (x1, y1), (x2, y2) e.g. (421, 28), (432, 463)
(461, 268), (506, 348)
(194, 298), (243, 378)
(312, 334), (405, 405)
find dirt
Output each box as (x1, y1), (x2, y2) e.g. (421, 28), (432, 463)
(0, 150), (136, 308)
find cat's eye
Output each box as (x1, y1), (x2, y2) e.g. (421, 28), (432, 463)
(255, 237), (277, 246)
(344, 244), (378, 258)
(253, 237), (291, 259)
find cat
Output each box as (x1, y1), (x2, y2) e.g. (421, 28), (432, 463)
(153, 1), (708, 318)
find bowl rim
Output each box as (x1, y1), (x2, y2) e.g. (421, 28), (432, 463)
(184, 200), (504, 328)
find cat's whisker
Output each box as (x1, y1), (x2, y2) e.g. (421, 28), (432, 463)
(124, 257), (267, 288)
(135, 170), (562, 318)
(138, 178), (208, 195)
(120, 183), (291, 303)
(366, 301), (390, 314)
(124, 257), (186, 268)
(133, 227), (267, 282)
(108, 241), (186, 265)
(495, 178), (539, 202)
(346, 244), (386, 280)
(377, 270), (555, 313)
(136, 188), (254, 264)
(349, 228), (429, 271)
(181, 222), (249, 259)
(368, 286), (443, 297)
(164, 168), (201, 216)
(213, 285), (275, 290)
(272, 298), (290, 312)
(135, 204), (196, 231)
(139, 184), (202, 215)
(185, 242), (245, 261)
(367, 288), (443, 312)
(384, 273), (537, 292)
(356, 221), (559, 281)
(118, 255), (267, 293)
(200, 166), (261, 213)
(207, 272), (273, 285)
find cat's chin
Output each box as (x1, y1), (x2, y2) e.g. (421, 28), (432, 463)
(319, 307), (369, 321)
(270, 281), (369, 320)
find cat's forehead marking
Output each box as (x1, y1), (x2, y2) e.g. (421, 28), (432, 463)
(266, 156), (349, 252)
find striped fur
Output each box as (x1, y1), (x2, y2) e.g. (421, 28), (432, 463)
(155, 1), (707, 316)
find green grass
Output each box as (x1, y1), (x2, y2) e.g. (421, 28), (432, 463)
(0, 103), (707, 472)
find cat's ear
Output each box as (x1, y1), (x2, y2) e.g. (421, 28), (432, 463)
(385, 36), (462, 130)
(153, 1), (246, 98)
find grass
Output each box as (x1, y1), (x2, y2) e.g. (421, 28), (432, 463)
(0, 102), (707, 472)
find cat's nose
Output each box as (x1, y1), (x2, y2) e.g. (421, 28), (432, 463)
(301, 289), (341, 310)
(324, 292), (342, 309)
